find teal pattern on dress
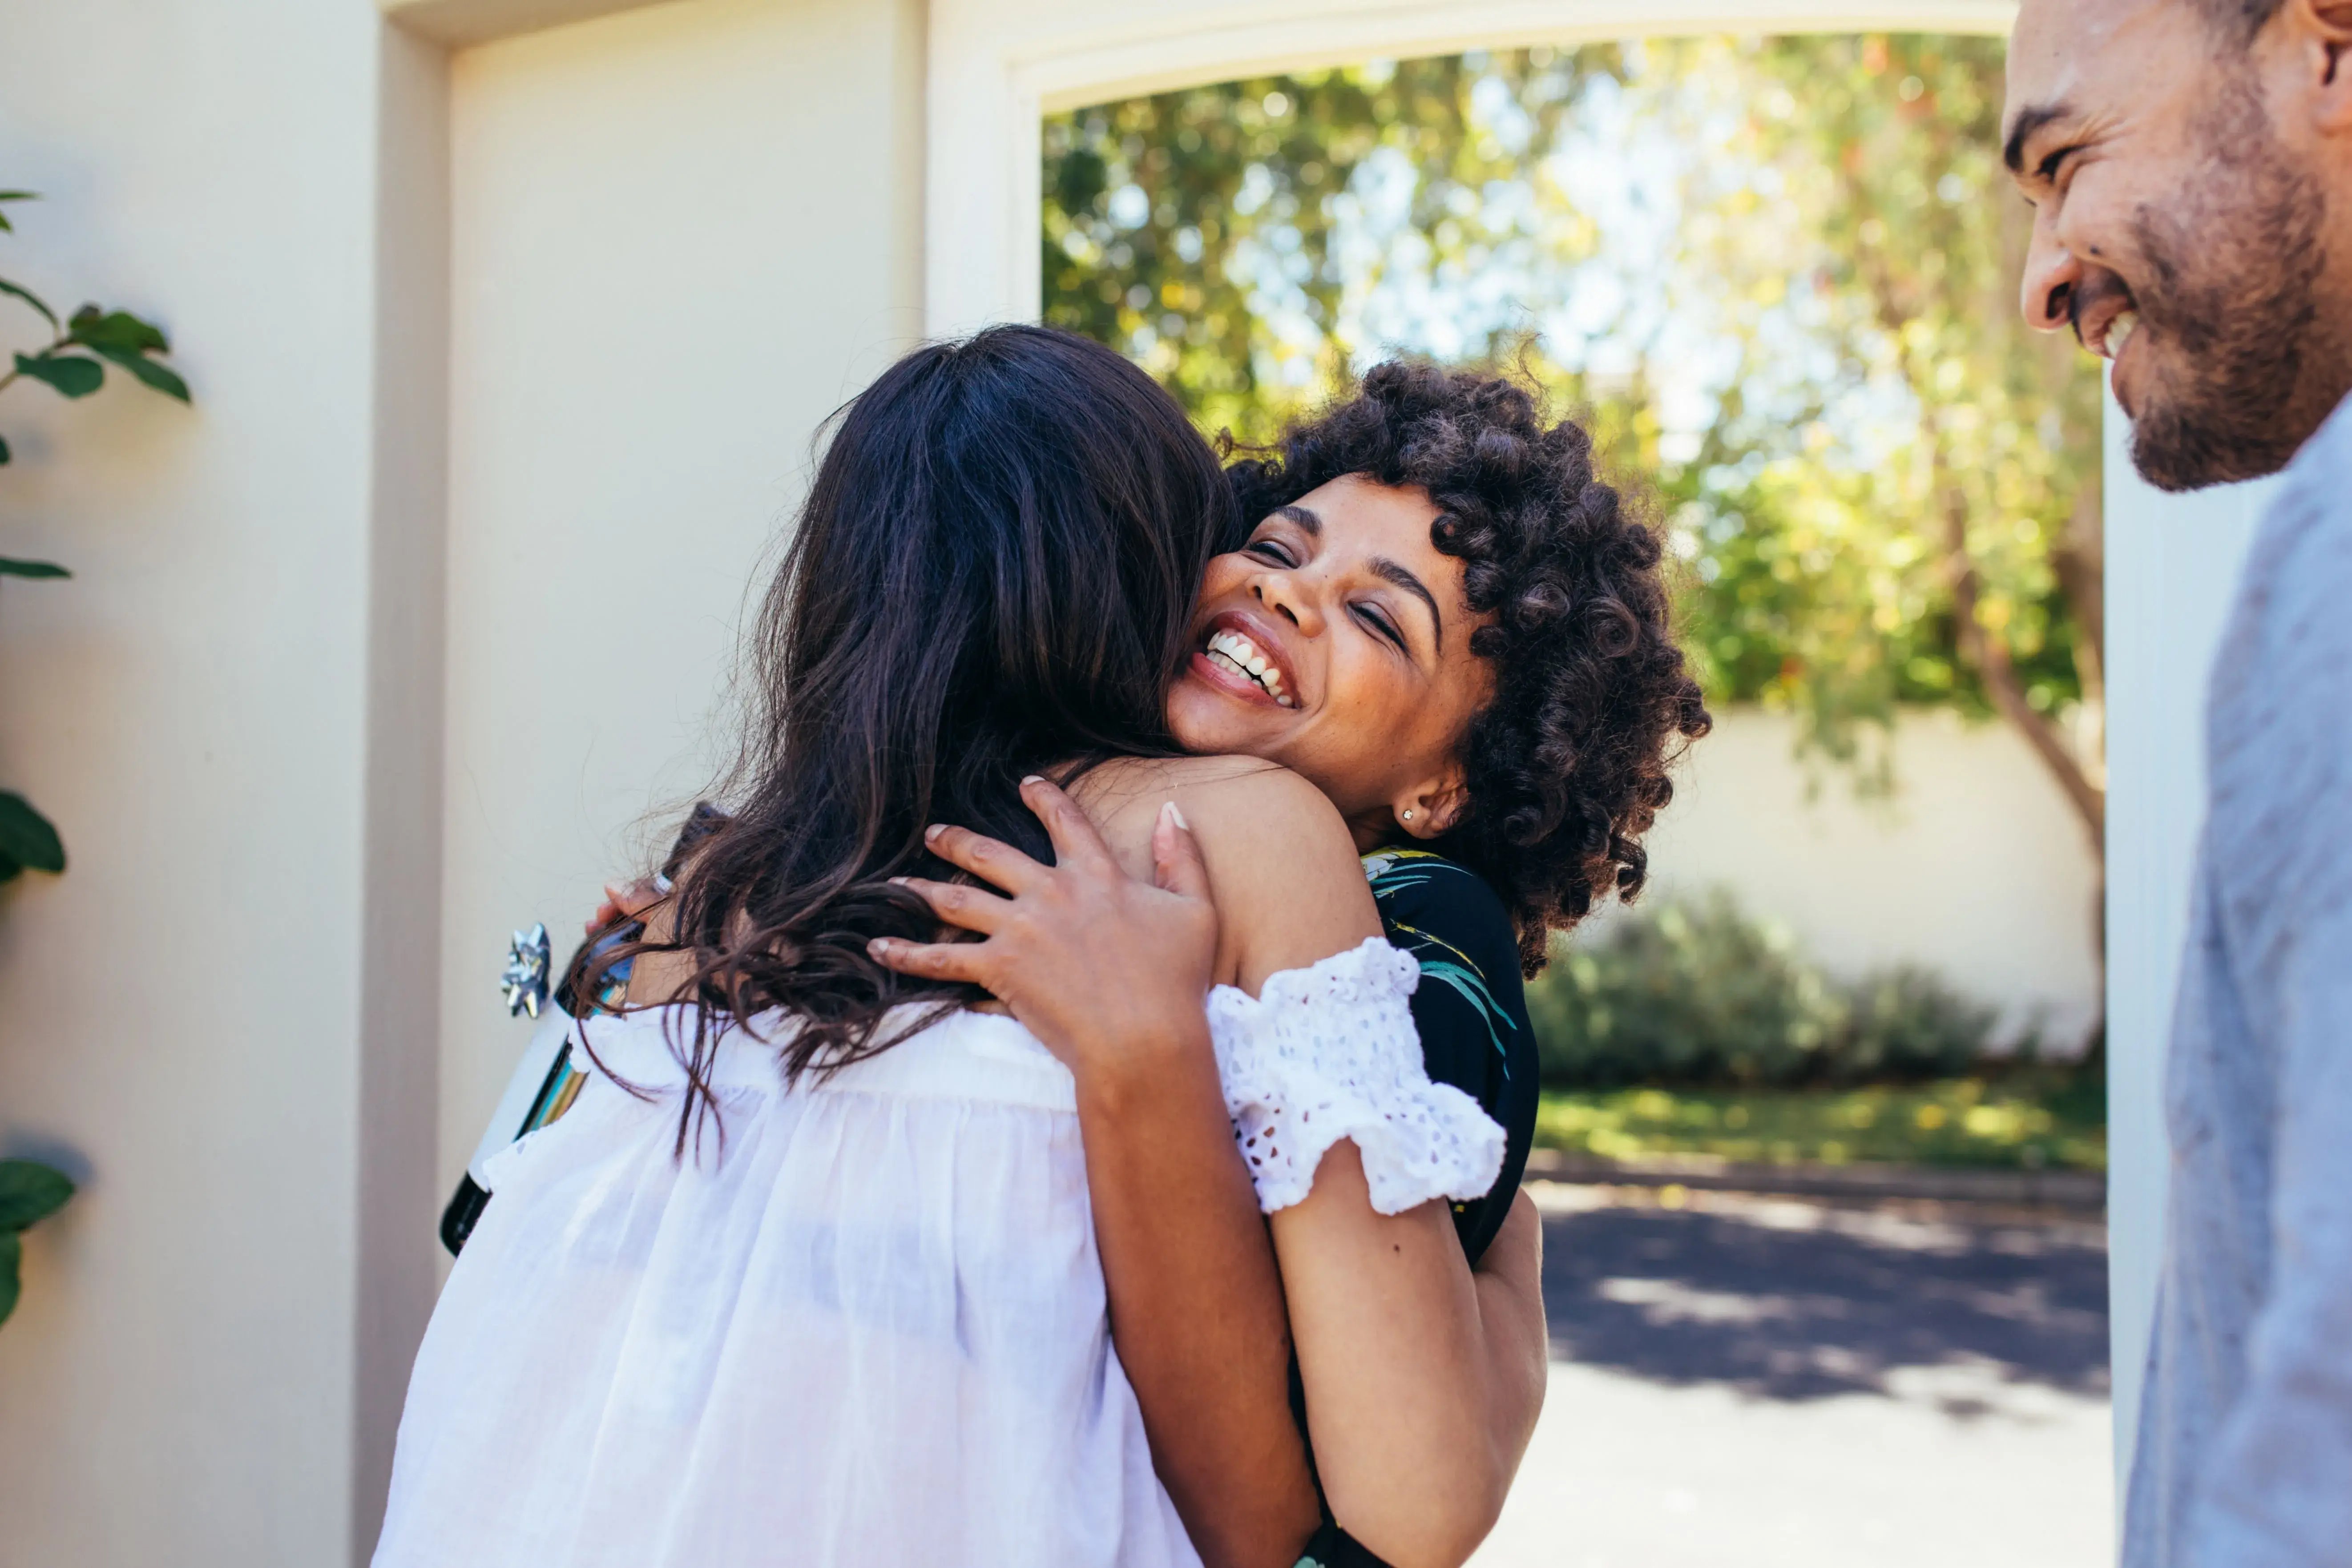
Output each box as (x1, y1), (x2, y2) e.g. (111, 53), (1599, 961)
(1361, 848), (1517, 1069)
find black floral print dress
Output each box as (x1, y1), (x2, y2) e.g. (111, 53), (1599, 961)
(1360, 847), (1540, 1264)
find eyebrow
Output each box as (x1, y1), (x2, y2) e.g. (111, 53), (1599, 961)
(1368, 556), (1444, 652)
(2004, 103), (2072, 177)
(1270, 503), (1443, 650)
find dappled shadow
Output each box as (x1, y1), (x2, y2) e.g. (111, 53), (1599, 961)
(1539, 1196), (2109, 1402)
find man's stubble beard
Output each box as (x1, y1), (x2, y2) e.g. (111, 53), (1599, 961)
(2126, 77), (2343, 492)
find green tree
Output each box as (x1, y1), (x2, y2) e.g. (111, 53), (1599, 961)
(1045, 51), (1623, 441)
(1043, 36), (2106, 855)
(1719, 37), (2104, 831)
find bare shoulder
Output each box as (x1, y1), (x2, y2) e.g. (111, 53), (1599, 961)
(1077, 756), (1379, 992)
(1075, 755), (1356, 871)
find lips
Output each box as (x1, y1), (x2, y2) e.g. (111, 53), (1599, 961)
(1203, 628), (1294, 704)
(2099, 309), (2138, 359)
(2071, 271), (2142, 364)
(2089, 300), (2145, 414)
(2069, 269), (2146, 412)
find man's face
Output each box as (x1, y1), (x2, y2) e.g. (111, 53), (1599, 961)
(2005, 0), (2336, 491)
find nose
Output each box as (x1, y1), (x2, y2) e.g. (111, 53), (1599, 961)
(2020, 208), (2080, 334)
(1248, 567), (1323, 637)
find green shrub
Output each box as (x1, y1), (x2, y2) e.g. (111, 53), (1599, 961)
(1528, 890), (1999, 1088)
(1841, 964), (1996, 1081)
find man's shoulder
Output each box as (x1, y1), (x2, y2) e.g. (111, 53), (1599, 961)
(2267, 391), (2352, 532)
(2210, 394), (2352, 810)
(2246, 395), (2352, 628)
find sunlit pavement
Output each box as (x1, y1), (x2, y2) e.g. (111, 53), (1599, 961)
(1473, 1183), (2113, 1568)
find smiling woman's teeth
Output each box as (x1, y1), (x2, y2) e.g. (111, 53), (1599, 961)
(1205, 629), (1295, 706)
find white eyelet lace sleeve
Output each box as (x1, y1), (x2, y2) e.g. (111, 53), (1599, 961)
(1206, 937), (1506, 1216)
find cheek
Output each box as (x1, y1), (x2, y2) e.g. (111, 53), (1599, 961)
(1318, 646), (1433, 760)
(2054, 190), (2120, 271)
(2052, 157), (2138, 250)
(1197, 553), (1251, 599)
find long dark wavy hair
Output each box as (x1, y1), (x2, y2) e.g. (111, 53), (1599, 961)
(577, 326), (1232, 1133)
(1228, 361), (1712, 974)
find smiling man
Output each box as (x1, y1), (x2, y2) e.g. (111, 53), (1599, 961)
(2007, 0), (2352, 487)
(2004, 0), (2352, 1563)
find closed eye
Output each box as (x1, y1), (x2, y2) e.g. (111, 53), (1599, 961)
(1245, 538), (1297, 567)
(1352, 602), (1406, 651)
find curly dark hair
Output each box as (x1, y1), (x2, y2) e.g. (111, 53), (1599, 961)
(1226, 362), (1712, 975)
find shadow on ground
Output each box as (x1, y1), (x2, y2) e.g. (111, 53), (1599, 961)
(1539, 1196), (2109, 1402)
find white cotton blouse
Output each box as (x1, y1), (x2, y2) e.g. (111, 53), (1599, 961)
(372, 938), (1504, 1568)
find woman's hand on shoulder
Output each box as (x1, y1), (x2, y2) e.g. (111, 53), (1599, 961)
(868, 777), (1222, 1090)
(1148, 759), (1382, 996)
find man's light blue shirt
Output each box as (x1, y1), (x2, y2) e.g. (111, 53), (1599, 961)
(2124, 392), (2352, 1568)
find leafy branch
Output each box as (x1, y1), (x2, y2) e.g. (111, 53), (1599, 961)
(0, 189), (191, 883)
(0, 187), (189, 1327)
(1, 190), (190, 475)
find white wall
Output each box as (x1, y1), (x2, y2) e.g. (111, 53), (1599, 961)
(0, 2), (396, 1562)
(438, 0), (924, 1198)
(0, 0), (926, 1561)
(1625, 707), (2104, 1050)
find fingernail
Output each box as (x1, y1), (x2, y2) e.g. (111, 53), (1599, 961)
(651, 873), (674, 893)
(867, 938), (892, 956)
(888, 876), (911, 887)
(924, 824), (945, 842)
(1020, 774), (1044, 787)
(1162, 801), (1190, 831)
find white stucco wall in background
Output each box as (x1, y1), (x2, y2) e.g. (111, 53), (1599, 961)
(1626, 707), (2104, 1050)
(0, 3), (390, 1562)
(0, 0), (927, 1562)
(438, 0), (925, 1205)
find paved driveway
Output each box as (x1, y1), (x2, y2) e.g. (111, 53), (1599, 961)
(1473, 1183), (2113, 1568)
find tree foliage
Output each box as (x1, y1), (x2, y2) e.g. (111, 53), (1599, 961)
(1043, 36), (2105, 835)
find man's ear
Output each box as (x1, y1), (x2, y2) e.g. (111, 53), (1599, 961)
(1392, 770), (1470, 839)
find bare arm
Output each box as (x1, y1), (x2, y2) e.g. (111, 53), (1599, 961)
(1195, 774), (1547, 1567)
(1279, 1169), (1547, 1568)
(872, 778), (1321, 1568)
(879, 772), (1547, 1568)
(1074, 997), (1323, 1568)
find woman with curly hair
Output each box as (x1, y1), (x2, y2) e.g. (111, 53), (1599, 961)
(876, 359), (1711, 1567)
